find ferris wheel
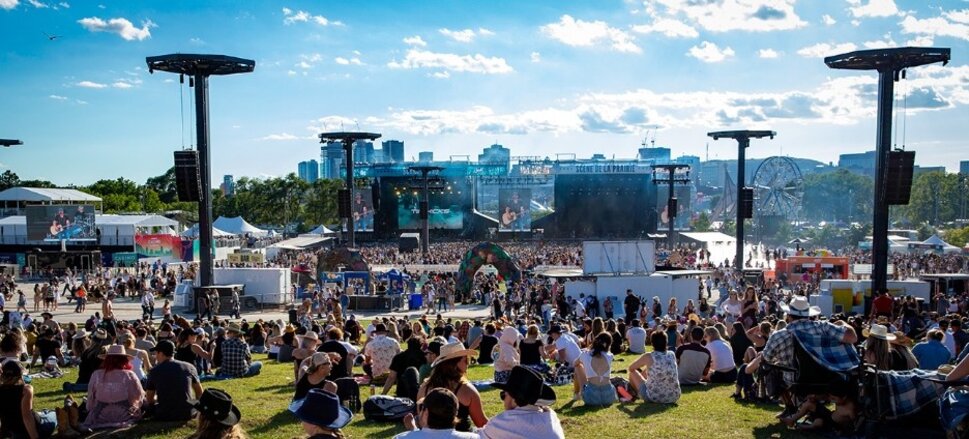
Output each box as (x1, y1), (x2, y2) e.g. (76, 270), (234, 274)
(751, 156), (803, 219)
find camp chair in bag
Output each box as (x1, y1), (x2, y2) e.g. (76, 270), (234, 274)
(335, 377), (362, 413)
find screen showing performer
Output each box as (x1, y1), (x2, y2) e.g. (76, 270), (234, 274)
(498, 189), (531, 232)
(26, 204), (97, 241)
(344, 188), (374, 232)
(397, 192), (463, 230)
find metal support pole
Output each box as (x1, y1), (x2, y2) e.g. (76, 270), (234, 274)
(195, 74), (214, 287)
(667, 178), (675, 248)
(344, 142), (355, 248)
(871, 69), (894, 294)
(736, 137), (749, 269)
(422, 174), (430, 255)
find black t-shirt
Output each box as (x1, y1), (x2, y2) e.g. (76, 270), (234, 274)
(36, 338), (60, 360)
(146, 359), (199, 421)
(76, 350), (102, 384)
(624, 295), (640, 314)
(318, 340), (350, 380)
(389, 348), (425, 375)
(478, 335), (498, 364)
(520, 339), (544, 365)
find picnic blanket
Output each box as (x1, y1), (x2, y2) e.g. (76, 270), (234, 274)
(874, 369), (944, 419)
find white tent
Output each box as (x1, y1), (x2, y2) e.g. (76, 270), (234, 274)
(181, 224), (234, 239)
(307, 224), (337, 235)
(213, 216), (268, 237)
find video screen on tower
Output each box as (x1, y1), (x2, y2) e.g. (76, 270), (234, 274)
(397, 191), (463, 230)
(26, 204), (97, 241)
(345, 188), (374, 232)
(498, 189), (531, 232)
(657, 186), (692, 231)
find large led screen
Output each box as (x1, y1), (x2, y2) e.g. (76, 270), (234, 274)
(498, 188), (531, 232)
(397, 192), (463, 230)
(345, 188), (374, 232)
(26, 205), (97, 241)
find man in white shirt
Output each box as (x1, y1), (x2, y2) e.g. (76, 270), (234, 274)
(545, 324), (582, 399)
(625, 319), (647, 354)
(363, 323), (401, 381)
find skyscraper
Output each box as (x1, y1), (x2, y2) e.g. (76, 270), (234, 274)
(961, 160), (969, 175)
(382, 140), (405, 163)
(638, 147), (671, 164)
(298, 160), (320, 183)
(221, 175), (235, 196)
(353, 141), (375, 164)
(321, 142), (345, 179)
(418, 151), (433, 162)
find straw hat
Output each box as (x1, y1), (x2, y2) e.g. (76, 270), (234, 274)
(72, 330), (89, 340)
(284, 324), (296, 334)
(781, 296), (821, 317)
(431, 341), (476, 368)
(863, 324), (896, 341)
(226, 323), (243, 334)
(98, 344), (134, 359)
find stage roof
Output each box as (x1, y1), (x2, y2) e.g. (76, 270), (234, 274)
(0, 187), (101, 203)
(679, 232), (736, 243)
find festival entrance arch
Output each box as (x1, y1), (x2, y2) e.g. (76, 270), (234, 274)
(456, 242), (522, 300)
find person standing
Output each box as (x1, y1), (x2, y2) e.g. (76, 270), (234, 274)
(141, 291), (155, 321)
(623, 290), (641, 325)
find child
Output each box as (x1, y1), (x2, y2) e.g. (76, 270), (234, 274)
(779, 394), (832, 430)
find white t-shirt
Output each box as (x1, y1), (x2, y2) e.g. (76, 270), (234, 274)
(555, 333), (582, 364)
(707, 339), (736, 372)
(626, 327), (647, 354)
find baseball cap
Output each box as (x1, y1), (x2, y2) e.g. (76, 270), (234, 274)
(149, 340), (176, 356)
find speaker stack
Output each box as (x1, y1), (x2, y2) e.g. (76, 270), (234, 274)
(886, 150), (915, 205)
(173, 150), (201, 202)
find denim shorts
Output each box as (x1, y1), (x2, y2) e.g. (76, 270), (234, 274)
(582, 382), (617, 406)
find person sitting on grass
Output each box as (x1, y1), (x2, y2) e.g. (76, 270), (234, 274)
(469, 323), (498, 365)
(145, 340), (203, 423)
(81, 344), (145, 430)
(480, 365), (565, 439)
(64, 328), (112, 392)
(215, 323), (262, 379)
(382, 337), (426, 402)
(363, 323), (400, 384)
(494, 327), (520, 384)
(395, 388), (478, 438)
(416, 342), (487, 432)
(703, 327), (737, 383)
(626, 319), (647, 354)
(294, 352), (339, 402)
(292, 331), (321, 381)
(187, 389), (246, 439)
(544, 324), (582, 394)
(290, 388), (353, 439)
(675, 326), (710, 386)
(627, 330), (681, 404)
(574, 332), (617, 406)
(0, 361), (58, 439)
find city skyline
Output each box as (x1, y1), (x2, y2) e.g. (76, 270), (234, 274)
(1, 0), (967, 186)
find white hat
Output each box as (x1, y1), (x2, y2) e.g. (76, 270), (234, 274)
(431, 342), (476, 368)
(781, 295), (821, 317)
(864, 324), (896, 341)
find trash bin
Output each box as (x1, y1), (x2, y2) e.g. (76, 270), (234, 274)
(409, 294), (422, 310)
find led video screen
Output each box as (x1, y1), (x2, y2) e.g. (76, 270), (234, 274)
(26, 204), (97, 241)
(498, 188), (531, 232)
(397, 192), (463, 230)
(657, 186), (692, 230)
(345, 188), (374, 232)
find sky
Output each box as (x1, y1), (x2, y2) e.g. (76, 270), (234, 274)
(0, 0), (967, 186)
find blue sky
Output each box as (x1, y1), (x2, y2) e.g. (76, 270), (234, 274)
(0, 0), (967, 186)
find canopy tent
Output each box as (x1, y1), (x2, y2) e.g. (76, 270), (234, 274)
(0, 187), (102, 203)
(181, 223), (234, 239)
(307, 224), (337, 235)
(213, 216), (267, 237)
(922, 234), (963, 253)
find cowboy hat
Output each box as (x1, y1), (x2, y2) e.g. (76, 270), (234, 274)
(299, 331), (320, 343)
(863, 324), (896, 341)
(491, 366), (556, 407)
(289, 389), (352, 429)
(781, 296), (821, 317)
(191, 389), (241, 426)
(431, 341), (476, 368)
(226, 323), (243, 334)
(284, 324), (296, 334)
(98, 344), (134, 359)
(72, 330), (88, 340)
(890, 331), (913, 346)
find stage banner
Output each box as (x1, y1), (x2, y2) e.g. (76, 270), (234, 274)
(135, 234), (183, 260)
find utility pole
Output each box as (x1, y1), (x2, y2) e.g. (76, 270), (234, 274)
(825, 47), (950, 297)
(708, 130), (775, 269)
(652, 164), (691, 248)
(147, 54), (255, 287)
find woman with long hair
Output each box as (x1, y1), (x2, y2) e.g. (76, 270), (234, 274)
(575, 332), (616, 406)
(668, 297), (679, 318)
(248, 323), (267, 354)
(606, 319), (624, 355)
(188, 389), (247, 439)
(519, 324), (548, 373)
(416, 342), (487, 432)
(0, 361), (58, 438)
(175, 328), (213, 373)
(741, 287), (758, 329)
(81, 345), (144, 430)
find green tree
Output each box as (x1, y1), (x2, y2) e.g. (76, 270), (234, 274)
(692, 212), (712, 232)
(145, 167), (179, 204)
(945, 226), (969, 247)
(801, 169), (874, 223)
(0, 171), (20, 191)
(902, 171), (961, 226)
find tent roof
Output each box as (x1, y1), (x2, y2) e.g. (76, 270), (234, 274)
(213, 216), (266, 236)
(923, 235), (950, 246)
(0, 187), (101, 202)
(271, 236), (331, 250)
(308, 224), (337, 235)
(181, 224), (234, 237)
(0, 214), (175, 227)
(679, 232), (737, 243)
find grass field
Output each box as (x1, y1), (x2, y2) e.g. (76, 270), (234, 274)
(29, 351), (815, 439)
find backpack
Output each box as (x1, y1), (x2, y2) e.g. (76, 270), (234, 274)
(362, 395), (415, 422)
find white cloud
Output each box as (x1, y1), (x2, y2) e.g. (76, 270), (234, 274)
(282, 7), (335, 26)
(76, 80), (107, 88)
(49, 94), (68, 100)
(189, 37), (204, 45)
(387, 49), (513, 74)
(111, 81), (132, 89)
(295, 53), (323, 70)
(631, 17), (698, 38)
(687, 41), (735, 63)
(75, 99), (87, 105)
(0, 0), (18, 10)
(439, 28), (476, 42)
(906, 35), (934, 46)
(848, 0), (899, 18)
(862, 36), (897, 49)
(334, 56), (363, 66)
(403, 35), (427, 47)
(900, 14), (969, 42)
(648, 0), (807, 32)
(259, 133), (301, 141)
(27, 0), (47, 8)
(478, 28), (495, 36)
(946, 9), (969, 24)
(541, 15), (641, 53)
(758, 48), (779, 58)
(430, 71), (451, 79)
(58, 1), (67, 7)
(287, 70), (297, 76)
(822, 14), (837, 25)
(796, 42), (858, 58)
(530, 52), (541, 63)
(77, 17), (154, 41)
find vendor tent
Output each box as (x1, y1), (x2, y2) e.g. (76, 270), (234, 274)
(307, 224), (337, 235)
(213, 216), (267, 237)
(181, 224), (234, 239)
(923, 234), (963, 254)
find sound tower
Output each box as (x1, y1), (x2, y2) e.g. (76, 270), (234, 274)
(740, 187), (754, 219)
(886, 150), (915, 205)
(338, 189), (351, 218)
(668, 197), (678, 218)
(173, 150), (201, 202)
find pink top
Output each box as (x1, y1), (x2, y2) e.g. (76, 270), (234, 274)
(82, 369), (144, 429)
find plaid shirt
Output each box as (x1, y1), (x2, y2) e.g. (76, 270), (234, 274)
(219, 337), (251, 377)
(762, 319), (860, 385)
